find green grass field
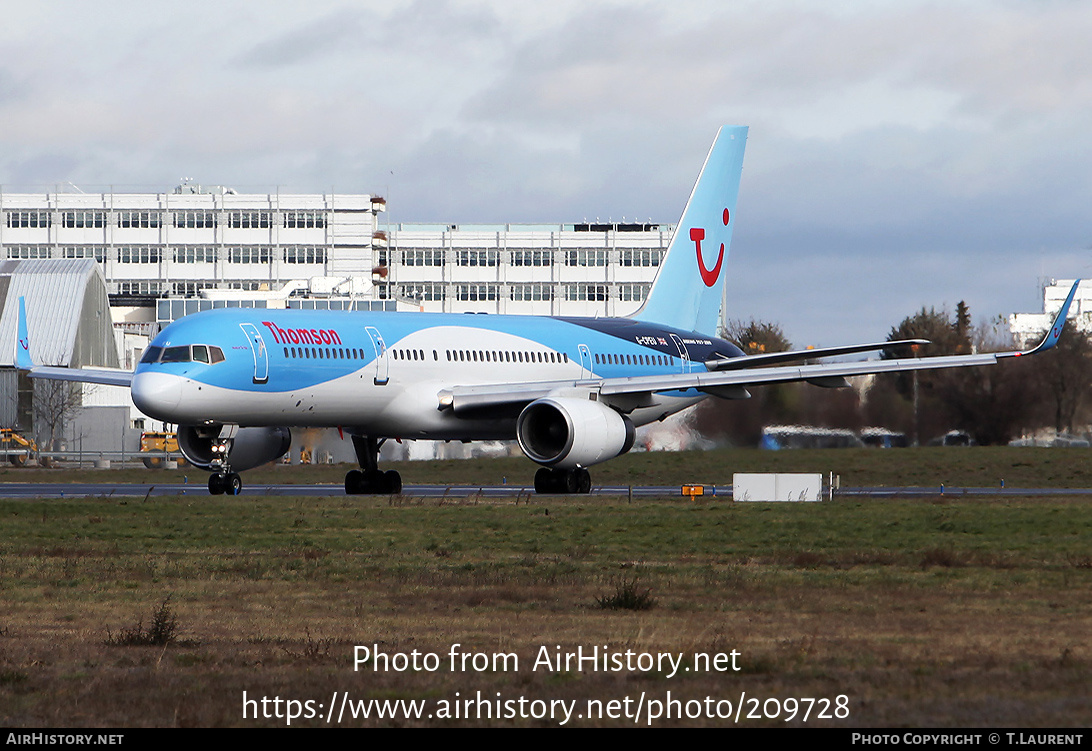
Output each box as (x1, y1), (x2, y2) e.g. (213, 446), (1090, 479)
(0, 447), (1090, 727)
(3, 444), (1092, 488)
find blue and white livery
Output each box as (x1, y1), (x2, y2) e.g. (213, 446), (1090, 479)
(17, 127), (1080, 495)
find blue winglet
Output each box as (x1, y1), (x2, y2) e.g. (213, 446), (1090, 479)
(15, 297), (33, 370)
(1022, 279), (1080, 356)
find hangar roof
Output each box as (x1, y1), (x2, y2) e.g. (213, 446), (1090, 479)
(0, 259), (119, 368)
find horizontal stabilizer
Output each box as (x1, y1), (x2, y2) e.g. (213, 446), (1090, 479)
(16, 297), (134, 387)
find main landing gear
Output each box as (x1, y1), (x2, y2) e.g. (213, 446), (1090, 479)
(534, 467), (592, 494)
(208, 471), (242, 495)
(345, 435), (403, 495)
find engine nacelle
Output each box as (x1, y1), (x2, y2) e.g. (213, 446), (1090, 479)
(177, 425), (292, 472)
(516, 397), (635, 469)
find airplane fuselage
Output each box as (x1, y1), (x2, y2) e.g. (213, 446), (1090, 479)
(132, 307), (745, 439)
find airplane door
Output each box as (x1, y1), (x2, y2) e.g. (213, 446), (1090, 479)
(365, 326), (389, 385)
(239, 323), (269, 384)
(578, 344), (592, 378)
(670, 334), (691, 373)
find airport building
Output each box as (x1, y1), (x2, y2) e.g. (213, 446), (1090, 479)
(0, 185), (674, 458)
(0, 185), (671, 327)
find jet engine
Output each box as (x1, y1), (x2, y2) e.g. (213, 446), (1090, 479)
(516, 397), (635, 469)
(177, 425), (292, 472)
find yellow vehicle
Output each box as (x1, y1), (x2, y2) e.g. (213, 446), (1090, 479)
(140, 431), (186, 468)
(0, 428), (37, 466)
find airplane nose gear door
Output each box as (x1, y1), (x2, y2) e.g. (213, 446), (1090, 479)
(239, 323), (269, 384)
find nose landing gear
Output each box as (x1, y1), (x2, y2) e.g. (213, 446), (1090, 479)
(206, 434), (242, 495)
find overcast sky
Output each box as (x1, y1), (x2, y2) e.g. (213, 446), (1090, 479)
(2, 0), (1091, 345)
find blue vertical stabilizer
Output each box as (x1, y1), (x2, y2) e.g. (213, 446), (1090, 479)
(632, 125), (747, 334)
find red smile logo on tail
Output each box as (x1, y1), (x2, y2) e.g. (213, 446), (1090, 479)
(692, 208), (730, 287)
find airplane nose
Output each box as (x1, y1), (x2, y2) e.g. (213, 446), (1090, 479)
(132, 371), (183, 421)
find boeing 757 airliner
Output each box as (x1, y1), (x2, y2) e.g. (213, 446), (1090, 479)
(15, 126), (1080, 495)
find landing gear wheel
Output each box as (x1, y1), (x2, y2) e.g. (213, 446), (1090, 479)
(345, 468), (402, 494)
(534, 467), (592, 495)
(208, 472), (242, 495)
(384, 470), (403, 494)
(345, 469), (365, 494)
(576, 468), (592, 494)
(565, 469), (581, 494)
(534, 467), (554, 494)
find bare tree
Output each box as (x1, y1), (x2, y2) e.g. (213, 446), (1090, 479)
(33, 379), (84, 461)
(722, 318), (792, 354)
(1026, 325), (1092, 434)
(931, 319), (1039, 445)
(692, 319), (791, 446)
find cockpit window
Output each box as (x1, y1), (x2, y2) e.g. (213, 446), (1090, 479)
(142, 344), (226, 365)
(160, 346), (193, 363)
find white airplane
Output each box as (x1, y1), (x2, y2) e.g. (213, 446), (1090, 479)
(15, 126), (1080, 496)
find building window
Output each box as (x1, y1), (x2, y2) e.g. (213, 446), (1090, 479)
(6, 245), (51, 259)
(173, 281), (214, 296)
(509, 283), (554, 301)
(456, 284), (498, 301)
(117, 211), (162, 228)
(228, 211), (271, 229)
(620, 249), (662, 267)
(5, 211), (52, 228)
(565, 249), (608, 267)
(63, 246), (106, 263)
(62, 211), (105, 229)
(398, 283), (446, 301)
(173, 246), (218, 263)
(116, 281), (163, 296)
(222, 281), (264, 291)
(227, 247), (271, 264)
(565, 283), (608, 302)
(284, 246), (326, 264)
(618, 283), (650, 302)
(510, 250), (552, 267)
(283, 210), (326, 229)
(456, 249), (498, 267)
(117, 246), (162, 264)
(401, 249), (444, 266)
(173, 211), (217, 229)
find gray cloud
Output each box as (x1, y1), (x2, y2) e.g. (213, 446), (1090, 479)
(233, 10), (367, 68)
(1, 1), (1091, 342)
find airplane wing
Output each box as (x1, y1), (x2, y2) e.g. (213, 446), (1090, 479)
(441, 280), (1080, 414)
(15, 297), (134, 386)
(703, 339), (929, 371)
